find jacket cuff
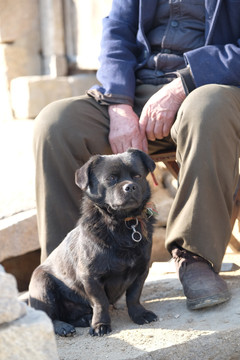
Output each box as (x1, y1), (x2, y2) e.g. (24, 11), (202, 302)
(177, 67), (196, 95)
(87, 89), (134, 106)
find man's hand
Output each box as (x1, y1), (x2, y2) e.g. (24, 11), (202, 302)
(139, 77), (186, 141)
(108, 104), (148, 154)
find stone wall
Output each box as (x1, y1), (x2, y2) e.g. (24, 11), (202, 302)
(0, 0), (112, 122)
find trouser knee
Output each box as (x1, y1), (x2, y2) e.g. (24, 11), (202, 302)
(33, 96), (111, 165)
(171, 84), (240, 163)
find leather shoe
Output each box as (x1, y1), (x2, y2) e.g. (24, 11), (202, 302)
(171, 247), (231, 310)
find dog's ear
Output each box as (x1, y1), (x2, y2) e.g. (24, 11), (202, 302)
(75, 155), (101, 191)
(127, 148), (156, 173)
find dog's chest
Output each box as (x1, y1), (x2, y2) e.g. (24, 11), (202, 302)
(105, 243), (147, 275)
(102, 251), (145, 304)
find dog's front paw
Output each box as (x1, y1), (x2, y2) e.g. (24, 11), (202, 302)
(53, 320), (76, 337)
(89, 323), (112, 337)
(130, 309), (158, 325)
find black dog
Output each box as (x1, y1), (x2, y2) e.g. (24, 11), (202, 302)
(29, 149), (158, 337)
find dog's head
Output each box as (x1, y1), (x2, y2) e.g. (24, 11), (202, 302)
(75, 149), (156, 216)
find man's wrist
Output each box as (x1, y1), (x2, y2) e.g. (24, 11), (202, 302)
(177, 66), (196, 95)
(108, 103), (133, 115)
(109, 104), (132, 110)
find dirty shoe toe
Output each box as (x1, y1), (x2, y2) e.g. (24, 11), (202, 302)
(172, 247), (231, 310)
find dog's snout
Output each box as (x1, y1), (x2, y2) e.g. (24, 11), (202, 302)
(123, 183), (136, 192)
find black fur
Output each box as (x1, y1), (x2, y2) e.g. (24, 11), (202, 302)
(29, 149), (158, 337)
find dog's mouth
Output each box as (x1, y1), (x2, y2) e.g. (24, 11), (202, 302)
(107, 197), (142, 212)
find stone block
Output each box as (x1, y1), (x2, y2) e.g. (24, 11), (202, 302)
(0, 44), (41, 85)
(0, 210), (39, 262)
(0, 0), (40, 48)
(11, 74), (99, 119)
(0, 266), (26, 324)
(11, 76), (72, 119)
(0, 266), (59, 360)
(0, 307), (59, 360)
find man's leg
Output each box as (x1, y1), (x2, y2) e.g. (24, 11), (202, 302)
(166, 84), (240, 309)
(33, 95), (111, 262)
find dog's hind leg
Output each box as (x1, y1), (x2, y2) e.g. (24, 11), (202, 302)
(29, 266), (57, 317)
(29, 266), (76, 336)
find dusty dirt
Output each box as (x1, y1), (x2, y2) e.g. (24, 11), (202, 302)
(56, 253), (240, 360)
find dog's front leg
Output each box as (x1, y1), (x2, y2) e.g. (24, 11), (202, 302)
(126, 269), (158, 325)
(83, 278), (111, 336)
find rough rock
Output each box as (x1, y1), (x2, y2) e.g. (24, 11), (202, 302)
(0, 266), (59, 360)
(0, 44), (41, 85)
(0, 210), (39, 262)
(0, 305), (59, 360)
(0, 265), (26, 324)
(0, 0), (40, 45)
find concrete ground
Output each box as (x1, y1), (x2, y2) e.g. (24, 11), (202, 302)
(56, 256), (240, 360)
(1, 120), (240, 360)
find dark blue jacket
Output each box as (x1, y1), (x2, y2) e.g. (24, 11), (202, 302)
(92, 0), (240, 105)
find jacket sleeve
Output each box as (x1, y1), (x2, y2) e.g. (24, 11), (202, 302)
(87, 0), (140, 106)
(184, 42), (240, 88)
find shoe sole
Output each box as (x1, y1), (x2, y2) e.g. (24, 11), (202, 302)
(187, 292), (231, 310)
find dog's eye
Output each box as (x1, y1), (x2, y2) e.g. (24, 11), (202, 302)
(133, 174), (141, 179)
(107, 174), (117, 182)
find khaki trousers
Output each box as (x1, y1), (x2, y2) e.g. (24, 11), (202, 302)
(33, 83), (240, 271)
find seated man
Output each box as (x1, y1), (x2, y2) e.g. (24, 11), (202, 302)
(33, 0), (240, 309)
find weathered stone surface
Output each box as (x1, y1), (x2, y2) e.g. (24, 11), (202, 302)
(0, 210), (39, 262)
(0, 305), (59, 360)
(11, 76), (72, 119)
(0, 266), (26, 325)
(0, 266), (59, 359)
(0, 0), (40, 46)
(11, 74), (99, 119)
(0, 44), (41, 85)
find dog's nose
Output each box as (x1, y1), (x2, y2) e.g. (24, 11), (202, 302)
(123, 183), (136, 192)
